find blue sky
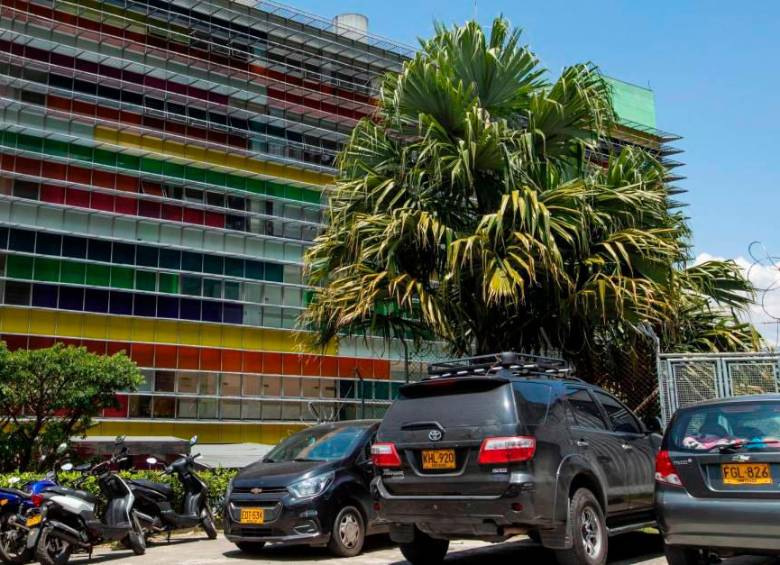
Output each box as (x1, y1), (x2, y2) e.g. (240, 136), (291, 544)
(293, 0), (780, 261)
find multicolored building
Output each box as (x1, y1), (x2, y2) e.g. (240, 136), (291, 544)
(0, 0), (678, 442)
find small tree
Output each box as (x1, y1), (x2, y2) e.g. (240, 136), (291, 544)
(0, 343), (143, 471)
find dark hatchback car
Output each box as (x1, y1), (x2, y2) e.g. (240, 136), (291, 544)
(657, 394), (780, 564)
(224, 420), (387, 557)
(371, 352), (661, 565)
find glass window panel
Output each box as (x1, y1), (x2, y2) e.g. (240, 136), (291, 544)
(282, 402), (300, 420)
(111, 266), (134, 289)
(88, 240), (112, 262)
(9, 229), (35, 252)
(181, 276), (201, 296)
(61, 262), (86, 285)
(176, 372), (198, 393)
(241, 399), (261, 420)
(62, 236), (87, 259)
(225, 257), (243, 277)
(84, 289), (109, 312)
(282, 309), (298, 329)
(261, 401), (282, 420)
(283, 265), (301, 285)
(59, 286), (84, 310)
(200, 373), (218, 395)
(153, 397), (175, 419)
(302, 378), (321, 398)
(203, 278), (221, 298)
(158, 273), (179, 294)
(32, 284), (57, 308)
(157, 296), (179, 318)
(265, 263), (283, 282)
(177, 398), (197, 419)
(245, 260), (264, 280)
(223, 303), (242, 324)
(243, 304), (261, 326)
(220, 399), (241, 419)
(109, 290), (133, 315)
(137, 369), (153, 392)
(128, 395), (152, 418)
(113, 243), (135, 264)
(221, 374), (241, 396)
(133, 294), (156, 317)
(201, 300), (222, 322)
(6, 255), (33, 279)
(242, 374), (261, 396)
(284, 377), (302, 397)
(136, 245), (159, 267)
(159, 248), (181, 269)
(374, 381), (390, 401)
(198, 398), (218, 419)
(86, 264), (110, 286)
(264, 306), (282, 328)
(263, 375), (281, 396)
(135, 270), (156, 291)
(283, 287), (302, 307)
(179, 298), (200, 320)
(322, 380), (337, 398)
(264, 285), (282, 304)
(35, 232), (61, 255)
(224, 281), (240, 301)
(182, 252), (202, 272)
(242, 282), (262, 303)
(203, 255), (223, 275)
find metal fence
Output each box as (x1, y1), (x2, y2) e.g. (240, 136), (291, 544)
(657, 352), (780, 423)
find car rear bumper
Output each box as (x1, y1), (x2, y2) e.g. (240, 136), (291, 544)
(657, 487), (780, 552)
(374, 478), (546, 538)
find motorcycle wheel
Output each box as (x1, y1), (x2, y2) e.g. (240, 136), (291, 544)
(34, 527), (72, 565)
(200, 507), (217, 540)
(123, 512), (146, 556)
(0, 514), (33, 565)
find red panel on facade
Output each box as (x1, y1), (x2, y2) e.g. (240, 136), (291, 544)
(114, 196), (137, 215)
(28, 336), (55, 349)
(242, 351), (262, 373)
(138, 200), (161, 219)
(204, 211), (224, 228)
(82, 340), (108, 355)
(320, 356), (339, 377)
(65, 188), (91, 207)
(177, 346), (200, 369)
(182, 208), (204, 225)
(263, 352), (282, 375)
(301, 354), (321, 376)
(338, 357), (358, 378)
(14, 156), (41, 176)
(103, 394), (129, 418)
(200, 348), (222, 371)
(90, 191), (115, 212)
(106, 341), (132, 356)
(40, 184), (66, 204)
(130, 343), (154, 367)
(373, 359), (391, 380)
(155, 345), (178, 368)
(282, 353), (301, 375)
(222, 351), (242, 372)
(47, 163), (68, 181)
(92, 170), (117, 190)
(356, 358), (375, 379)
(114, 174), (138, 192)
(161, 204), (183, 222)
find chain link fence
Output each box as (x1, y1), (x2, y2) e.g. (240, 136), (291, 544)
(657, 352), (780, 424)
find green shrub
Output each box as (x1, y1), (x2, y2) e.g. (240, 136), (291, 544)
(0, 469), (238, 520)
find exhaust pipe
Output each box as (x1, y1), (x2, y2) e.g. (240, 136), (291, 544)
(46, 523), (89, 549)
(134, 511), (162, 531)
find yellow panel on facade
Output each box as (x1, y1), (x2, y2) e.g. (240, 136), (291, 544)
(154, 320), (179, 344)
(0, 307), (30, 334)
(89, 421), (305, 445)
(28, 310), (56, 335)
(221, 326), (244, 350)
(130, 318), (157, 342)
(107, 316), (133, 341)
(55, 310), (83, 338)
(81, 315), (109, 339)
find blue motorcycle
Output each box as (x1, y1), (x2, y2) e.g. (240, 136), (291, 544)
(0, 446), (66, 564)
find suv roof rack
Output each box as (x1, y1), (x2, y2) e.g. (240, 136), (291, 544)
(426, 351), (576, 380)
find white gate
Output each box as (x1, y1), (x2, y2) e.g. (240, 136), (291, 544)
(657, 352), (780, 423)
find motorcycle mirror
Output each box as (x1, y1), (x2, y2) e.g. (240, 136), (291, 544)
(61, 463), (74, 472)
(146, 457), (158, 466)
(115, 435), (126, 444)
(8, 477), (20, 485)
(189, 435), (198, 446)
(56, 443), (68, 455)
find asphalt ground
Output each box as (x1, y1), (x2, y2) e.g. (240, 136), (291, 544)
(61, 531), (777, 565)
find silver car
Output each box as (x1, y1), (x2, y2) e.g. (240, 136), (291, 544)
(656, 394), (780, 564)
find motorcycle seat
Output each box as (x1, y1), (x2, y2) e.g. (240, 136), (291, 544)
(47, 486), (98, 505)
(129, 479), (173, 498)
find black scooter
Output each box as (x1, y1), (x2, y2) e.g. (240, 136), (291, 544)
(129, 436), (217, 540)
(30, 440), (146, 565)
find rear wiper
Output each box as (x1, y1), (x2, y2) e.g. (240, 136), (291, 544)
(708, 439), (780, 453)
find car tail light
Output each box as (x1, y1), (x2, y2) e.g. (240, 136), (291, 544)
(371, 442), (402, 468)
(30, 494), (44, 507)
(655, 450), (683, 487)
(478, 436), (536, 464)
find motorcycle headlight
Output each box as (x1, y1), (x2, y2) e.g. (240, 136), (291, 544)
(287, 471), (335, 500)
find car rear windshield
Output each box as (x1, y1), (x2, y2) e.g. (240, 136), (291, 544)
(384, 380), (520, 428)
(670, 401), (780, 451)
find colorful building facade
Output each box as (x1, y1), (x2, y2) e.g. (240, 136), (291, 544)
(0, 0), (677, 443)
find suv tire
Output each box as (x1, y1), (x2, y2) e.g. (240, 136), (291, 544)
(399, 529), (449, 565)
(554, 488), (607, 565)
(664, 544), (704, 565)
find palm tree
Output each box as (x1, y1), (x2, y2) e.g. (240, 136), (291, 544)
(302, 17), (760, 367)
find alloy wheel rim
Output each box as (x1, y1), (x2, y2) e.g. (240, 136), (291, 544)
(338, 512), (360, 549)
(580, 507), (602, 558)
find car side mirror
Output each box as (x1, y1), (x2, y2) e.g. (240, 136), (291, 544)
(644, 416), (664, 435)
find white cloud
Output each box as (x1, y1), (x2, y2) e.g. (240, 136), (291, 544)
(695, 252), (780, 347)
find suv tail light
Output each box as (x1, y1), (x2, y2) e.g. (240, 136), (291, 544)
(371, 442), (402, 468)
(655, 450), (683, 487)
(478, 436), (536, 464)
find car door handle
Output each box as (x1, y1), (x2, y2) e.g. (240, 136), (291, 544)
(621, 443), (633, 451)
(576, 440), (589, 448)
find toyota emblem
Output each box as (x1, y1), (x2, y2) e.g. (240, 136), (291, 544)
(250, 487), (263, 495)
(428, 430), (443, 442)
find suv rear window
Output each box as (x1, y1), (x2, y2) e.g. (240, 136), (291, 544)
(670, 402), (780, 451)
(513, 381), (553, 426)
(385, 380), (517, 427)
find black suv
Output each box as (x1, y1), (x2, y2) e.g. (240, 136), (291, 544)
(371, 352), (662, 565)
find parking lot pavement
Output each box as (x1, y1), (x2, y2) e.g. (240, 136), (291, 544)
(63, 532), (777, 565)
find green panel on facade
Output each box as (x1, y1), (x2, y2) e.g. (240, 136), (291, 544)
(86, 264), (110, 286)
(604, 76), (657, 129)
(60, 261), (86, 285)
(301, 188), (322, 204)
(140, 157), (163, 175)
(18, 134), (43, 153)
(245, 261), (264, 280)
(116, 153), (140, 170)
(265, 263), (283, 282)
(184, 166), (206, 183)
(70, 144), (93, 163)
(162, 161), (185, 178)
(6, 255), (34, 279)
(226, 175), (246, 190)
(34, 257), (60, 282)
(43, 139), (69, 158)
(135, 270), (156, 291)
(206, 170), (226, 186)
(181, 276), (201, 295)
(266, 183), (285, 198)
(283, 185), (302, 201)
(246, 179), (266, 194)
(158, 273), (179, 293)
(111, 266), (135, 289)
(94, 148), (117, 168)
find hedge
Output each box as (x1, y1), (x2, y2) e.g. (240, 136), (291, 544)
(0, 469), (238, 520)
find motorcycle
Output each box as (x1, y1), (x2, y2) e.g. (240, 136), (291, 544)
(30, 440), (146, 565)
(129, 436), (217, 540)
(0, 446), (67, 564)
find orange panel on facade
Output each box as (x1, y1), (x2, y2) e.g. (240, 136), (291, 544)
(177, 346), (200, 369)
(282, 353), (301, 375)
(263, 352), (282, 374)
(338, 357), (358, 378)
(222, 350), (242, 372)
(155, 344), (178, 368)
(320, 356), (339, 377)
(130, 343), (154, 366)
(242, 351), (263, 373)
(301, 354), (321, 376)
(200, 348), (222, 371)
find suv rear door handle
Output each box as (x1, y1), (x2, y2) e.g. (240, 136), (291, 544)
(621, 443), (633, 451)
(576, 439), (589, 448)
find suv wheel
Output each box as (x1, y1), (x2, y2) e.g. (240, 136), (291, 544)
(554, 488), (607, 565)
(399, 528), (449, 565)
(664, 544), (705, 565)
(328, 506), (365, 557)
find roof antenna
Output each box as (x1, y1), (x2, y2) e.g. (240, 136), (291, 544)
(473, 0), (478, 21)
